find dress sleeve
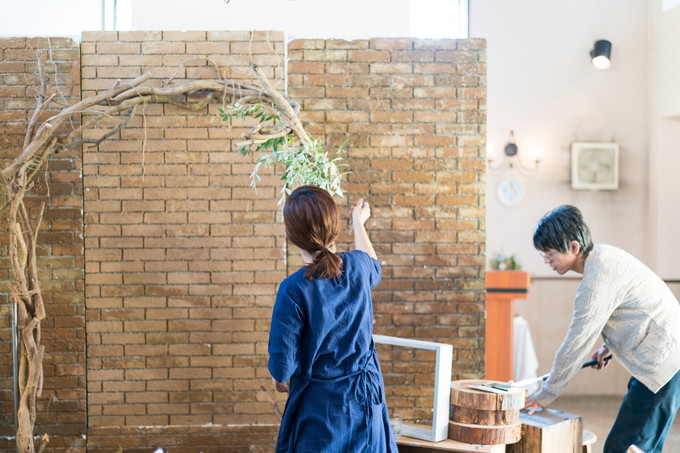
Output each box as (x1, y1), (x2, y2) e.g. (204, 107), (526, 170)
(532, 284), (616, 407)
(368, 255), (381, 288)
(268, 282), (304, 383)
(353, 250), (381, 288)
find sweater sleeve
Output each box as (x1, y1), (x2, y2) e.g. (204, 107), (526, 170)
(532, 282), (616, 407)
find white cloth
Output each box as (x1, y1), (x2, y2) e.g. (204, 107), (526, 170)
(513, 315), (539, 394)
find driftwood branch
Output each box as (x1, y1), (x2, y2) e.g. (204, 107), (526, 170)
(4, 54), (311, 453)
(252, 63), (311, 145)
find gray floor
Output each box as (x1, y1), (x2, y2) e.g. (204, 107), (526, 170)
(552, 395), (680, 453)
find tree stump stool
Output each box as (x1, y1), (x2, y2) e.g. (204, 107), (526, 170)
(448, 380), (525, 445)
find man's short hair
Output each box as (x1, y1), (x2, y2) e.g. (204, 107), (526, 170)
(533, 205), (593, 257)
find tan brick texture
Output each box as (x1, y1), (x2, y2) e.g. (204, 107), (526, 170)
(288, 37), (487, 426)
(1, 31), (485, 453)
(80, 31), (287, 442)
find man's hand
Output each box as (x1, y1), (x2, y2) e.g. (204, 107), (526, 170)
(523, 395), (542, 415)
(590, 345), (611, 370)
(273, 378), (288, 393)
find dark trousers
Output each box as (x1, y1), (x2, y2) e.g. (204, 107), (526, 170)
(604, 370), (680, 453)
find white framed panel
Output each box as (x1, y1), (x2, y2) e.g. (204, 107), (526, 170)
(571, 142), (619, 190)
(373, 334), (453, 442)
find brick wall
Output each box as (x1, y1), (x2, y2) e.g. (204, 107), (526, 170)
(1, 32), (486, 452)
(0, 37), (86, 451)
(80, 31), (286, 449)
(288, 37), (487, 425)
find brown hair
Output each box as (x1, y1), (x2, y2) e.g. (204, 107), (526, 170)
(283, 185), (342, 280)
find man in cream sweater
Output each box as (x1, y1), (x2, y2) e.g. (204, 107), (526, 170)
(524, 205), (680, 453)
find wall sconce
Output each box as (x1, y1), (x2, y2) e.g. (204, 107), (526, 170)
(590, 40), (612, 70)
(488, 130), (540, 176)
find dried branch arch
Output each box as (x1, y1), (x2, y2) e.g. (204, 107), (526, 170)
(2, 57), (326, 453)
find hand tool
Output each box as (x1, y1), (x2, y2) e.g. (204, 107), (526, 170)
(469, 355), (613, 394)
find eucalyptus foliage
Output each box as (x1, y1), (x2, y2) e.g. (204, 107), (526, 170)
(219, 102), (348, 204)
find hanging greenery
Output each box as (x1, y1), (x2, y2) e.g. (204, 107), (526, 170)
(218, 65), (348, 204)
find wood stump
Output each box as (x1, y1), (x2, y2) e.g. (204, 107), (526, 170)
(448, 380), (526, 445)
(448, 420), (522, 445)
(450, 405), (520, 425)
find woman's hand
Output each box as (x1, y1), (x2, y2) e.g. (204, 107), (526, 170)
(523, 395), (542, 415)
(273, 378), (288, 393)
(352, 198), (370, 227)
(350, 198), (377, 259)
(590, 345), (611, 370)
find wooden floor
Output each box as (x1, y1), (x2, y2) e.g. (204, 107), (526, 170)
(552, 395), (680, 453)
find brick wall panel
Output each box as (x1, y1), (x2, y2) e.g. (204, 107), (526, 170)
(81, 31), (286, 446)
(2, 31), (485, 453)
(288, 37), (486, 429)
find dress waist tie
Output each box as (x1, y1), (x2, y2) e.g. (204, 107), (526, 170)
(299, 363), (383, 449)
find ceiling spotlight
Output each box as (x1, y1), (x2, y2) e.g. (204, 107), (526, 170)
(590, 40), (612, 70)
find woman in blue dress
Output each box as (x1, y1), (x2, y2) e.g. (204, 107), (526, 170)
(268, 185), (398, 453)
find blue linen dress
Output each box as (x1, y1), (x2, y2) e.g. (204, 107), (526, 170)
(268, 250), (398, 453)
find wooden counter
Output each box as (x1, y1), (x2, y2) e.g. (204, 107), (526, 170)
(485, 271), (530, 382)
(397, 435), (505, 452)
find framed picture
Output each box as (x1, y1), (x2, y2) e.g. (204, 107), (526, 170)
(571, 142), (619, 190)
(373, 334), (453, 442)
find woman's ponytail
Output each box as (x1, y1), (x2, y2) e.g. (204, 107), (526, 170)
(304, 247), (343, 280)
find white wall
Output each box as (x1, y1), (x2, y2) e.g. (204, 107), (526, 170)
(470, 0), (649, 278)
(472, 0), (680, 396)
(130, 0), (405, 39)
(131, 0), (467, 41)
(0, 0), (466, 41)
(0, 0), (104, 38)
(648, 1), (680, 279)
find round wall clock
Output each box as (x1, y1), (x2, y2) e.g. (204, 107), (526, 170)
(496, 178), (526, 206)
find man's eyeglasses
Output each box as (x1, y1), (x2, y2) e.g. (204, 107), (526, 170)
(539, 251), (557, 263)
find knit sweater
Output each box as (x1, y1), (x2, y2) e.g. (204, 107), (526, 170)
(533, 244), (680, 407)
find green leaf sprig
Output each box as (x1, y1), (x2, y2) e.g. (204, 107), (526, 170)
(219, 102), (348, 204)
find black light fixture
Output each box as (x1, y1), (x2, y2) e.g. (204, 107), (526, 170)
(590, 40), (612, 70)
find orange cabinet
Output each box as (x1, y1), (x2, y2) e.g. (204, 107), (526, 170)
(485, 271), (530, 382)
